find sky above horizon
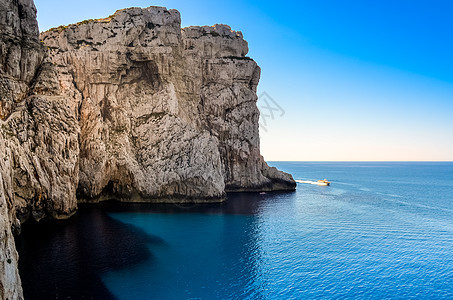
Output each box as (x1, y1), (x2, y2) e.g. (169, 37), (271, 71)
(34, 0), (453, 161)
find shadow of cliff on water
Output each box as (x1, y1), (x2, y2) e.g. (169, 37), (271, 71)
(15, 191), (295, 299)
(15, 205), (159, 300)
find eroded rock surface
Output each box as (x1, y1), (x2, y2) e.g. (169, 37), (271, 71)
(0, 134), (23, 300)
(1, 0), (78, 297)
(1, 0), (80, 221)
(40, 7), (295, 202)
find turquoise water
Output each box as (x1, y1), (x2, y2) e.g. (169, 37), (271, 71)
(102, 162), (453, 299)
(17, 162), (453, 299)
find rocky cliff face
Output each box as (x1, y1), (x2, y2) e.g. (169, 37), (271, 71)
(0, 136), (23, 300)
(0, 0), (80, 221)
(0, 1), (295, 298)
(1, 1), (37, 298)
(40, 6), (295, 202)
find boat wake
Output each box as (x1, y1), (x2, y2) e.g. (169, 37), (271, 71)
(296, 179), (331, 186)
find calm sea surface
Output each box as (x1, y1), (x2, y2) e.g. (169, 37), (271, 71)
(16, 162), (453, 299)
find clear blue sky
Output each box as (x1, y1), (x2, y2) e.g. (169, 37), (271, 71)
(34, 0), (453, 161)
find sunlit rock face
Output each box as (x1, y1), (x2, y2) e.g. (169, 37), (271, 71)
(0, 136), (23, 300)
(40, 6), (295, 202)
(1, 0), (43, 298)
(0, 0), (79, 222)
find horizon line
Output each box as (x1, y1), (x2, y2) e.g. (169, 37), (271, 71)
(266, 160), (453, 162)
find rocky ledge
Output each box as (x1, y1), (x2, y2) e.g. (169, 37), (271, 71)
(0, 1), (295, 298)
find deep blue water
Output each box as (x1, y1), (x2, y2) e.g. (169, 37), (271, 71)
(17, 162), (453, 299)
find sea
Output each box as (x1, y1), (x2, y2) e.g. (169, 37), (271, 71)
(16, 162), (453, 299)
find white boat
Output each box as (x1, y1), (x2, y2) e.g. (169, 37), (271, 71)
(315, 179), (330, 186)
(295, 179), (331, 186)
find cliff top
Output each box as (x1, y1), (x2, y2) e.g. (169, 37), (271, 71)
(40, 5), (249, 57)
(43, 6), (244, 39)
(44, 6), (180, 33)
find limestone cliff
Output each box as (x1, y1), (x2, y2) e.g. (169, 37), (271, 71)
(0, 1), (295, 298)
(40, 6), (296, 202)
(0, 136), (23, 300)
(0, 0), (79, 222)
(1, 1), (38, 298)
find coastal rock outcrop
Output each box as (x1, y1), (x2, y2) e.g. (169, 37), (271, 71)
(0, 0), (80, 221)
(40, 6), (295, 202)
(1, 0), (78, 297)
(0, 1), (295, 297)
